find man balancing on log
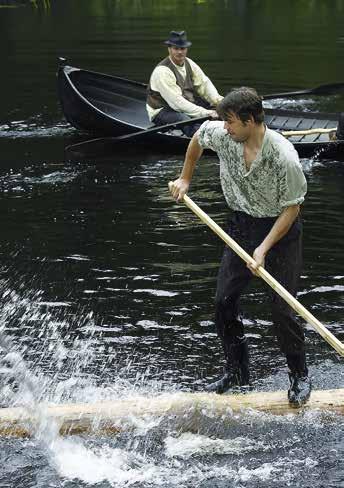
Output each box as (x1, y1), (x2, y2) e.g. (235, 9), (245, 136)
(146, 30), (222, 137)
(169, 87), (312, 406)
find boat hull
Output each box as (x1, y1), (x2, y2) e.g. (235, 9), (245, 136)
(57, 62), (344, 159)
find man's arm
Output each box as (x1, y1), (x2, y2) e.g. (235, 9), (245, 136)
(248, 204), (300, 275)
(152, 67), (216, 118)
(189, 59), (223, 106)
(169, 132), (204, 202)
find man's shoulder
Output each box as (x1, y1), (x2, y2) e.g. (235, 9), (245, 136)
(150, 63), (175, 81)
(186, 57), (204, 73)
(152, 59), (171, 72)
(198, 120), (229, 150)
(264, 128), (300, 165)
(185, 57), (196, 67)
(199, 120), (226, 136)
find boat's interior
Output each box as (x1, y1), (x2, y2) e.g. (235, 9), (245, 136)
(265, 109), (338, 143)
(71, 70), (152, 129)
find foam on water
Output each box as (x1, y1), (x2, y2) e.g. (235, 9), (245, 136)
(165, 432), (272, 458)
(44, 434), (320, 487)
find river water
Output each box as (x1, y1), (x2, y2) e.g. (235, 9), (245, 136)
(0, 1), (344, 487)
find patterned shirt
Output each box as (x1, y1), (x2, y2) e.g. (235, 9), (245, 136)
(197, 121), (307, 218)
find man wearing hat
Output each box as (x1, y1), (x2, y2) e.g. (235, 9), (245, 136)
(146, 31), (222, 136)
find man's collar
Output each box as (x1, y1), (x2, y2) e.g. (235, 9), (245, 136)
(169, 56), (186, 68)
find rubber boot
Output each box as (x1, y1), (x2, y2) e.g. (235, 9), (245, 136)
(205, 337), (250, 394)
(286, 353), (312, 406)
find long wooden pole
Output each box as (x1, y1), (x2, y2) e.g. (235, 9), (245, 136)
(169, 186), (344, 357)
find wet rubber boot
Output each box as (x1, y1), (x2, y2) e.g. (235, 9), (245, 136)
(286, 353), (312, 406)
(205, 337), (250, 394)
(288, 372), (312, 406)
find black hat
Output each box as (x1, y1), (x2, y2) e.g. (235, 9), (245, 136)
(164, 31), (192, 48)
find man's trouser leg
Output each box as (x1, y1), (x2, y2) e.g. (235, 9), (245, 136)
(153, 98), (212, 137)
(206, 218), (252, 393)
(266, 225), (311, 404)
(152, 108), (196, 137)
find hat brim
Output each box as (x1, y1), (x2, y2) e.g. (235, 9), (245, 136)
(164, 41), (192, 48)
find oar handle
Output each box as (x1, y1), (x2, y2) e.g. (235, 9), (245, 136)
(66, 116), (210, 153)
(282, 127), (337, 137)
(115, 115), (209, 142)
(169, 184), (344, 357)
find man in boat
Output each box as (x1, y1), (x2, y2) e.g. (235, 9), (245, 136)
(169, 87), (312, 406)
(146, 30), (223, 137)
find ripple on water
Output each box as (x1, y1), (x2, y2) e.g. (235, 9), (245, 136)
(0, 117), (73, 139)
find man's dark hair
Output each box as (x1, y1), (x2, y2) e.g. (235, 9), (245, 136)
(217, 87), (264, 124)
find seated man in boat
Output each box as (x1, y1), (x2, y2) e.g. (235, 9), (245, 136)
(146, 30), (223, 137)
(169, 87), (312, 406)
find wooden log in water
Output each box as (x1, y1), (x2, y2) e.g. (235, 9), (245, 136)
(1, 389), (343, 437)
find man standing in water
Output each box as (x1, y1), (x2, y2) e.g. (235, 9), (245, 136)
(146, 30), (222, 136)
(169, 87), (311, 405)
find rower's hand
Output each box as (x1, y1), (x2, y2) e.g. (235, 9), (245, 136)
(208, 110), (218, 119)
(247, 246), (266, 276)
(169, 178), (189, 203)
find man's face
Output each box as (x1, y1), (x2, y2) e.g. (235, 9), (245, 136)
(224, 111), (252, 142)
(168, 46), (188, 66)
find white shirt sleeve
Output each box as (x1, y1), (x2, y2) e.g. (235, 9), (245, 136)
(279, 154), (307, 208)
(149, 65), (215, 118)
(187, 58), (223, 106)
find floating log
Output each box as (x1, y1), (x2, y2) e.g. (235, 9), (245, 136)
(0, 389), (343, 437)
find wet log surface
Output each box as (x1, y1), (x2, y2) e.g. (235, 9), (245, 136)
(1, 389), (343, 437)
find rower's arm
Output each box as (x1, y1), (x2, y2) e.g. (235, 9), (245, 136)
(153, 67), (215, 118)
(169, 132), (204, 202)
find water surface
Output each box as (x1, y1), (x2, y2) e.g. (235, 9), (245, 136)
(0, 1), (343, 487)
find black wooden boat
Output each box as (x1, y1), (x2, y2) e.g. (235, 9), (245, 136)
(57, 61), (344, 158)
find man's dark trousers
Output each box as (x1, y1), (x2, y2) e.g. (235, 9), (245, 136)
(215, 210), (306, 374)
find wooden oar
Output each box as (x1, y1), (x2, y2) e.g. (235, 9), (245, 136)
(263, 81), (344, 100)
(168, 183), (344, 357)
(65, 115), (208, 153)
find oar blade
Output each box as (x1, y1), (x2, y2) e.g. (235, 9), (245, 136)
(263, 82), (344, 100)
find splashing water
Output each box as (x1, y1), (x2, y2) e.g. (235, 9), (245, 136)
(0, 268), (343, 487)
